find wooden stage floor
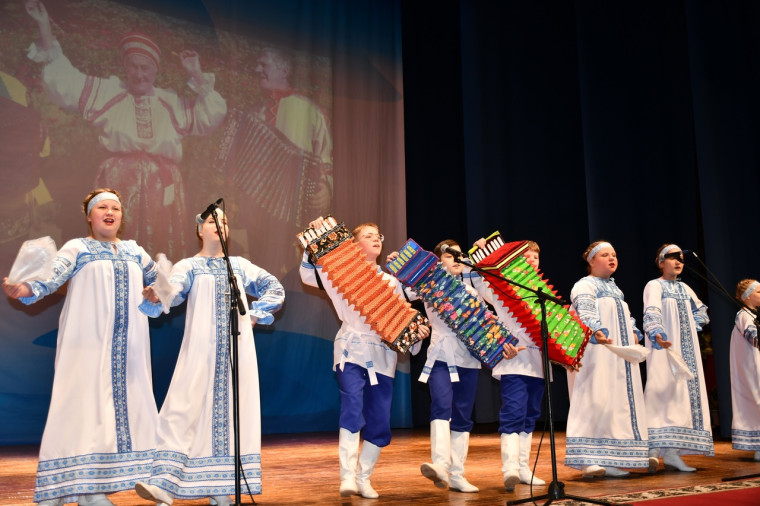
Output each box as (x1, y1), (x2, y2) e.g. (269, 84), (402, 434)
(2, 428), (759, 505)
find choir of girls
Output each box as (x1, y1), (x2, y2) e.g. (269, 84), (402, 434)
(6, 194), (760, 503)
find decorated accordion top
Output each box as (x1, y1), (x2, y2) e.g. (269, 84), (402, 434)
(387, 239), (518, 368)
(298, 217), (428, 353)
(468, 232), (591, 367)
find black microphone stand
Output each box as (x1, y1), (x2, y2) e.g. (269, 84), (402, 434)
(210, 205), (248, 505)
(462, 258), (614, 506)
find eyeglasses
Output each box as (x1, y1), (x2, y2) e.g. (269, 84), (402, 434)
(361, 233), (384, 242)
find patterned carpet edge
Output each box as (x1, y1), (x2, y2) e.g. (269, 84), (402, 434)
(554, 477), (760, 505)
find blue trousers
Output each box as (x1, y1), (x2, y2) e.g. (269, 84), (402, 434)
(499, 374), (545, 434)
(428, 360), (479, 433)
(336, 362), (394, 447)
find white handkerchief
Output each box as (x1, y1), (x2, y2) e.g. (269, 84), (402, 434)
(152, 253), (175, 314)
(604, 343), (650, 363)
(7, 236), (57, 284)
(666, 348), (695, 381)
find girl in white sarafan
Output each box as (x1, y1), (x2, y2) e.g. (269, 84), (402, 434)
(730, 279), (760, 462)
(3, 189), (160, 506)
(642, 244), (712, 473)
(135, 208), (284, 506)
(565, 241), (650, 478)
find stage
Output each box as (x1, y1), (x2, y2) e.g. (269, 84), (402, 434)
(1, 428), (758, 505)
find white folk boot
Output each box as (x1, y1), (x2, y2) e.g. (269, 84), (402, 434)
(518, 432), (545, 486)
(356, 441), (382, 499)
(755, 451), (760, 461)
(37, 500), (63, 506)
(501, 433), (521, 491)
(420, 419), (450, 488)
(663, 448), (696, 472)
(449, 431), (478, 492)
(135, 482), (174, 505)
(338, 428), (360, 496)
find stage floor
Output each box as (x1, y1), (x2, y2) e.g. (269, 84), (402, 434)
(2, 428), (758, 505)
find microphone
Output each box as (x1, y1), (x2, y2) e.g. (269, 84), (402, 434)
(200, 198), (223, 220)
(440, 244), (470, 263)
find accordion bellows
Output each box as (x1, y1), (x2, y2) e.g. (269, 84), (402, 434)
(387, 239), (519, 368)
(469, 233), (591, 368)
(298, 218), (427, 353)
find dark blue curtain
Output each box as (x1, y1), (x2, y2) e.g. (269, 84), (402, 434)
(403, 0), (760, 437)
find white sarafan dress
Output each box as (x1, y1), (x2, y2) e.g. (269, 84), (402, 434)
(730, 309), (760, 452)
(642, 278), (713, 456)
(142, 256), (284, 498)
(20, 238), (159, 503)
(565, 276), (649, 470)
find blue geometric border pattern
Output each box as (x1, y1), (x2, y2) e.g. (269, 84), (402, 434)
(211, 262), (231, 457)
(613, 298), (643, 442)
(33, 450), (153, 502)
(565, 436), (649, 469)
(149, 450), (261, 497)
(111, 258), (132, 453)
(648, 426), (714, 455)
(732, 429), (760, 451)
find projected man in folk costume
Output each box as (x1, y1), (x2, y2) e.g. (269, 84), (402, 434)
(24, 0), (228, 258)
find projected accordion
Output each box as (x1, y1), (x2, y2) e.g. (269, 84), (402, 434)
(297, 217), (428, 353)
(215, 108), (325, 227)
(469, 233), (591, 368)
(386, 239), (519, 368)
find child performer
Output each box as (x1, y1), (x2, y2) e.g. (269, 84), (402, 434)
(730, 279), (760, 461)
(565, 241), (649, 478)
(642, 244), (712, 472)
(135, 208), (284, 506)
(468, 239), (546, 491)
(3, 189), (159, 506)
(404, 240), (521, 493)
(299, 217), (431, 499)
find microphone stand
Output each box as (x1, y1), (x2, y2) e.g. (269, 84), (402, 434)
(210, 207), (247, 505)
(461, 258), (614, 506)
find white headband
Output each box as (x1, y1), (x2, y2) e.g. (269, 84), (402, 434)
(86, 192), (121, 215)
(586, 242), (612, 263)
(658, 244), (681, 261)
(741, 281), (760, 301)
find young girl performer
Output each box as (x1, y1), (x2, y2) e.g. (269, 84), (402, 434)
(642, 244), (712, 472)
(2, 189), (159, 506)
(412, 240), (520, 493)
(565, 241), (649, 477)
(730, 279), (760, 461)
(299, 217), (430, 499)
(135, 208), (284, 506)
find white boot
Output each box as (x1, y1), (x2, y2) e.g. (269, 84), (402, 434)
(500, 433), (521, 491)
(648, 448), (660, 473)
(420, 419), (450, 488)
(518, 432), (545, 486)
(356, 441), (382, 499)
(449, 431), (478, 492)
(209, 496), (232, 506)
(663, 448), (696, 472)
(338, 428), (360, 496)
(603, 466), (630, 477)
(581, 465), (605, 478)
(135, 482), (174, 505)
(77, 494), (115, 506)
(37, 500), (63, 506)
(754, 451), (760, 461)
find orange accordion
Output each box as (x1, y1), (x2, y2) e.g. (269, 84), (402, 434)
(297, 217), (428, 353)
(468, 233), (591, 368)
(215, 109), (325, 228)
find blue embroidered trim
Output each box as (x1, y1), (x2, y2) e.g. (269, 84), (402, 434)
(148, 450), (261, 497)
(34, 450), (154, 502)
(732, 429), (760, 451)
(564, 436), (649, 468)
(614, 297), (642, 441)
(675, 298), (704, 431)
(209, 259), (231, 457)
(648, 426), (714, 454)
(111, 258), (132, 453)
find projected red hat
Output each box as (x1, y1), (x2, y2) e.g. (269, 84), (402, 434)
(119, 32), (161, 68)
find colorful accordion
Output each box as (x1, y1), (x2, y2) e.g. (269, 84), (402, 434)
(215, 108), (325, 228)
(387, 239), (519, 368)
(297, 217), (428, 353)
(468, 233), (591, 368)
